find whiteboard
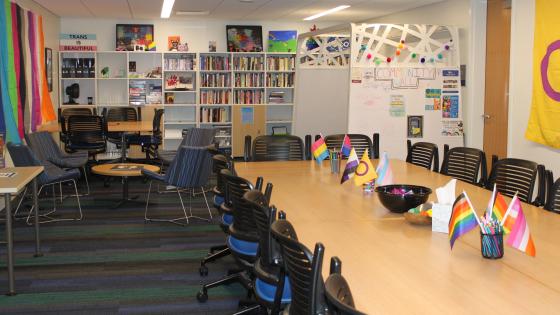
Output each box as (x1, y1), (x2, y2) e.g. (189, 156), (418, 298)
(348, 66), (464, 160)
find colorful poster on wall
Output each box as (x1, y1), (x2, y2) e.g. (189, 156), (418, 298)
(525, 0), (560, 149)
(442, 95), (459, 118)
(425, 88), (441, 110)
(407, 115), (423, 138)
(389, 95), (405, 117)
(168, 36), (180, 51)
(442, 120), (464, 136)
(226, 25), (263, 52)
(116, 24), (154, 51)
(268, 31), (297, 52)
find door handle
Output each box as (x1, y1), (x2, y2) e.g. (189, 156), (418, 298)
(481, 114), (491, 119)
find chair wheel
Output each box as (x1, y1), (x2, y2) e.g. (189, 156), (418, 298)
(196, 290), (208, 303)
(199, 265), (208, 276)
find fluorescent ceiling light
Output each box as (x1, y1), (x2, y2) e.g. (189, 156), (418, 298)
(161, 0), (175, 18)
(303, 5), (350, 21)
(176, 10), (210, 16)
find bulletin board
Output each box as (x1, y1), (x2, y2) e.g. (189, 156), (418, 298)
(347, 24), (464, 160)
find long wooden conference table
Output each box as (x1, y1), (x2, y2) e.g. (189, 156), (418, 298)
(236, 160), (560, 314)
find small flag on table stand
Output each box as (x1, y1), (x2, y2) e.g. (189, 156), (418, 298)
(502, 196), (536, 257)
(375, 152), (393, 186)
(311, 135), (329, 164)
(449, 192), (481, 249)
(340, 148), (359, 184)
(354, 148), (377, 187)
(341, 134), (352, 157)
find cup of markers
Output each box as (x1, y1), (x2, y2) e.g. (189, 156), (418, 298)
(479, 217), (504, 259)
(330, 150), (341, 174)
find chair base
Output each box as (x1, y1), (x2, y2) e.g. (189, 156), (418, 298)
(197, 271), (253, 303)
(199, 247), (231, 276)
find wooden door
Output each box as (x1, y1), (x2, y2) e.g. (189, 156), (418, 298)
(232, 106), (265, 157)
(483, 0), (511, 165)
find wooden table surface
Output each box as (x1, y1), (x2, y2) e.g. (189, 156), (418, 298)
(0, 166), (44, 194)
(37, 120), (154, 133)
(236, 160), (560, 314)
(91, 163), (159, 177)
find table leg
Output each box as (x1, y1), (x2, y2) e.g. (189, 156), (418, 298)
(121, 133), (126, 163)
(5, 193), (16, 296)
(32, 178), (42, 257)
(110, 176), (139, 209)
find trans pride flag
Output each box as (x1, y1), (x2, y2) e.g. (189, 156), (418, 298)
(375, 152), (393, 186)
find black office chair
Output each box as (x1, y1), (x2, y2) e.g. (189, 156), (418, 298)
(59, 107), (94, 143)
(127, 108), (164, 160)
(486, 155), (545, 205)
(244, 190), (291, 314)
(197, 173), (269, 303)
(406, 140), (439, 171)
(544, 171), (559, 213)
(7, 142), (83, 224)
(245, 135), (304, 161)
(103, 107), (140, 146)
(440, 145), (487, 186)
(25, 131), (90, 195)
(321, 133), (380, 159)
(271, 219), (328, 314)
(324, 257), (367, 315)
(65, 115), (107, 160)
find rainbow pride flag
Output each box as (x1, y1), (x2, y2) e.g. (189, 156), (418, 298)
(340, 148), (359, 184)
(506, 198), (536, 257)
(341, 134), (352, 157)
(449, 192), (480, 249)
(375, 152), (393, 186)
(311, 136), (329, 164)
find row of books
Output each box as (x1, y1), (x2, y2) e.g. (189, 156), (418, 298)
(200, 56), (230, 71)
(164, 56), (195, 71)
(129, 81), (162, 105)
(267, 73), (294, 88)
(268, 91), (286, 104)
(200, 73), (231, 87)
(233, 56), (264, 71)
(200, 90), (231, 104)
(200, 108), (230, 123)
(267, 57), (295, 71)
(234, 90), (264, 105)
(234, 73), (265, 88)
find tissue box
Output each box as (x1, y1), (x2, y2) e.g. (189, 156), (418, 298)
(432, 203), (452, 233)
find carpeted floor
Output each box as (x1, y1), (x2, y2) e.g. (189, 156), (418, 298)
(0, 173), (245, 314)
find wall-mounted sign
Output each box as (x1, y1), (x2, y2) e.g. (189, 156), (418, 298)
(59, 33), (97, 51)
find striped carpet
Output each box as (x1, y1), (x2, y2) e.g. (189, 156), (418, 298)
(0, 174), (246, 314)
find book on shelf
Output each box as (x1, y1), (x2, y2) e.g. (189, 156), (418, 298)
(200, 55), (230, 71)
(129, 80), (146, 105)
(268, 91), (285, 103)
(267, 56), (295, 71)
(200, 90), (231, 104)
(233, 56), (264, 71)
(164, 54), (194, 71)
(200, 107), (229, 123)
(146, 83), (162, 104)
(267, 73), (294, 87)
(201, 73), (230, 87)
(234, 73), (264, 87)
(234, 89), (264, 104)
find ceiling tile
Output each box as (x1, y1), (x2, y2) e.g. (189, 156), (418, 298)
(82, 0), (132, 19)
(34, 0), (93, 18)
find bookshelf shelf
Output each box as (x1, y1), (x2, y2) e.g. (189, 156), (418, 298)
(58, 51), (296, 155)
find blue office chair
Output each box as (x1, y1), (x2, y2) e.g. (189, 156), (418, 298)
(143, 145), (213, 225)
(7, 142), (83, 224)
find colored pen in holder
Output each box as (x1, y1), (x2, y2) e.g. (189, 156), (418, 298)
(480, 231), (504, 259)
(330, 150), (340, 173)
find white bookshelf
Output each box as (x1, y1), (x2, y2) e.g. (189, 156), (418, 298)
(58, 51), (296, 155)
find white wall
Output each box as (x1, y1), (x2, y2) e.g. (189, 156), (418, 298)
(365, 0), (485, 149)
(60, 18), (331, 52)
(509, 0), (560, 176)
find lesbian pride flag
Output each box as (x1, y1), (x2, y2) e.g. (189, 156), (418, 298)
(506, 197), (536, 257)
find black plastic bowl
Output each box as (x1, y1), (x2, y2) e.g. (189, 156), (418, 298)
(374, 184), (432, 213)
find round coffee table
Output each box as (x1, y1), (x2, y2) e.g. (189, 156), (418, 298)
(92, 163), (160, 208)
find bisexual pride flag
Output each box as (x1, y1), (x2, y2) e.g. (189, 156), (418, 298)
(341, 134), (352, 157)
(340, 148), (359, 184)
(312, 135), (329, 164)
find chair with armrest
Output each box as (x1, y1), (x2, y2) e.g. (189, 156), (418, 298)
(406, 140), (439, 171)
(143, 145), (213, 225)
(65, 115), (107, 160)
(440, 145), (487, 186)
(486, 155), (544, 205)
(324, 257), (367, 315)
(25, 131), (90, 195)
(7, 142), (83, 224)
(244, 190), (291, 314)
(545, 171), (559, 213)
(245, 135), (304, 161)
(271, 219), (328, 314)
(196, 173), (270, 303)
(127, 108), (164, 160)
(322, 134), (379, 159)
(59, 107), (94, 144)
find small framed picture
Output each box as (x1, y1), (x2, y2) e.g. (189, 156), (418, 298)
(407, 115), (424, 138)
(45, 48), (53, 92)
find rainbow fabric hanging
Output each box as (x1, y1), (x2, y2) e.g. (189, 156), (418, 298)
(0, 0), (20, 143)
